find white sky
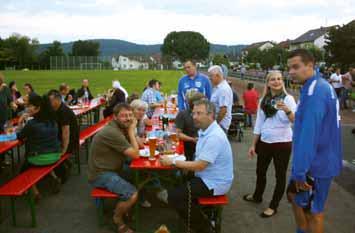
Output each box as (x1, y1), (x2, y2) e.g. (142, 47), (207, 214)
(0, 0), (354, 45)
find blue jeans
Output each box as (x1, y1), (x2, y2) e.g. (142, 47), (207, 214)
(90, 172), (137, 201)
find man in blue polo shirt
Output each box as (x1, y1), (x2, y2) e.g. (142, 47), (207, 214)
(286, 49), (342, 233)
(178, 60), (212, 110)
(161, 99), (234, 233)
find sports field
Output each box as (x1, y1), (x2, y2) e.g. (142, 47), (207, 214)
(1, 70), (183, 96)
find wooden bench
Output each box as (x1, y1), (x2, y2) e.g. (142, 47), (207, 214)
(0, 153), (71, 227)
(198, 195), (229, 233)
(91, 188), (119, 226)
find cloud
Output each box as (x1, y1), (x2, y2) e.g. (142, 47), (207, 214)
(0, 0), (353, 44)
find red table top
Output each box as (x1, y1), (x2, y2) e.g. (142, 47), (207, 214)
(73, 97), (105, 116)
(130, 156), (176, 170)
(0, 139), (21, 154)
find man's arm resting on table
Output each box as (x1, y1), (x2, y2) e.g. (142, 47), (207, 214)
(174, 159), (208, 172)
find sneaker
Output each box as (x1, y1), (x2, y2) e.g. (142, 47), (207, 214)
(156, 189), (168, 204)
(140, 200), (152, 208)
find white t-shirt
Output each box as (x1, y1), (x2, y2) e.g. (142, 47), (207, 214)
(253, 95), (297, 143)
(330, 73), (343, 89)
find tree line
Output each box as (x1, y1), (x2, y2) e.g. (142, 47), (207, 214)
(0, 21), (354, 70)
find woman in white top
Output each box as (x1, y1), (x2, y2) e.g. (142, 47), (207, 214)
(243, 71), (297, 218)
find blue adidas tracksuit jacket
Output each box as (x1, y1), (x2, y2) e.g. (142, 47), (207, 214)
(291, 74), (343, 182)
(177, 72), (212, 110)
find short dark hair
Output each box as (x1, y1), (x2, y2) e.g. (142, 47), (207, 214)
(9, 81), (16, 89)
(287, 49), (315, 66)
(113, 103), (133, 116)
(247, 82), (254, 90)
(184, 59), (197, 66)
(193, 99), (216, 116)
(48, 89), (62, 100)
(148, 79), (159, 88)
(24, 83), (34, 92)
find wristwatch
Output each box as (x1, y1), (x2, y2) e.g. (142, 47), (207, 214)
(286, 110), (292, 116)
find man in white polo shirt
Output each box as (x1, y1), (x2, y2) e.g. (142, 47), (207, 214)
(208, 65), (233, 133)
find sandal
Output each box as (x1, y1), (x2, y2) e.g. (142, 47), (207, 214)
(118, 224), (134, 233)
(242, 194), (262, 203)
(260, 208), (277, 218)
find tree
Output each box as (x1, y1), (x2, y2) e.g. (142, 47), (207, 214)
(161, 31), (210, 63)
(245, 46), (289, 70)
(38, 40), (65, 68)
(0, 33), (39, 69)
(71, 40), (100, 56)
(212, 54), (230, 67)
(307, 45), (324, 63)
(325, 21), (355, 69)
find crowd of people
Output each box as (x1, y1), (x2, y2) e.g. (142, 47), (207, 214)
(0, 49), (347, 233)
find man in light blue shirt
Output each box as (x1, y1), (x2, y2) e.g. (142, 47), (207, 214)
(208, 65), (233, 132)
(161, 99), (234, 233)
(178, 60), (212, 110)
(141, 79), (161, 118)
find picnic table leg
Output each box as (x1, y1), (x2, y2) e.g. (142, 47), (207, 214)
(134, 170), (140, 231)
(215, 206), (223, 233)
(25, 189), (37, 227)
(9, 149), (15, 174)
(76, 147), (81, 174)
(95, 198), (104, 226)
(16, 145), (21, 163)
(10, 197), (16, 226)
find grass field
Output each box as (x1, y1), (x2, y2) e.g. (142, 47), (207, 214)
(1, 70), (183, 96)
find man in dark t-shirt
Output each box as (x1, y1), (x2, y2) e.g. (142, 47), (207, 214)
(48, 90), (79, 154)
(175, 92), (205, 161)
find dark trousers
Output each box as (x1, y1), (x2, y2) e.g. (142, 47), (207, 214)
(168, 177), (214, 233)
(253, 141), (292, 210)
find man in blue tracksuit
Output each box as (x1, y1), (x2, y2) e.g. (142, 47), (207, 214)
(287, 49), (342, 233)
(178, 60), (212, 110)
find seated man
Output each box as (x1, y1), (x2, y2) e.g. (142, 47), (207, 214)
(88, 103), (140, 233)
(161, 99), (234, 233)
(59, 83), (77, 105)
(77, 79), (93, 101)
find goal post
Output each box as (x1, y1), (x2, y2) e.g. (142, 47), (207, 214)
(79, 63), (102, 70)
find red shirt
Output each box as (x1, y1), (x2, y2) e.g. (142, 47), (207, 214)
(243, 89), (259, 114)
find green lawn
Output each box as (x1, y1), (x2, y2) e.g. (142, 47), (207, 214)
(1, 70), (183, 96)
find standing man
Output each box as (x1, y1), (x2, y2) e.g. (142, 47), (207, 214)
(141, 79), (162, 118)
(48, 90), (80, 181)
(88, 103), (139, 233)
(178, 60), (212, 110)
(243, 83), (259, 127)
(161, 99), (234, 233)
(341, 67), (353, 109)
(329, 68), (343, 99)
(0, 73), (15, 132)
(208, 65), (233, 133)
(286, 49), (342, 233)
